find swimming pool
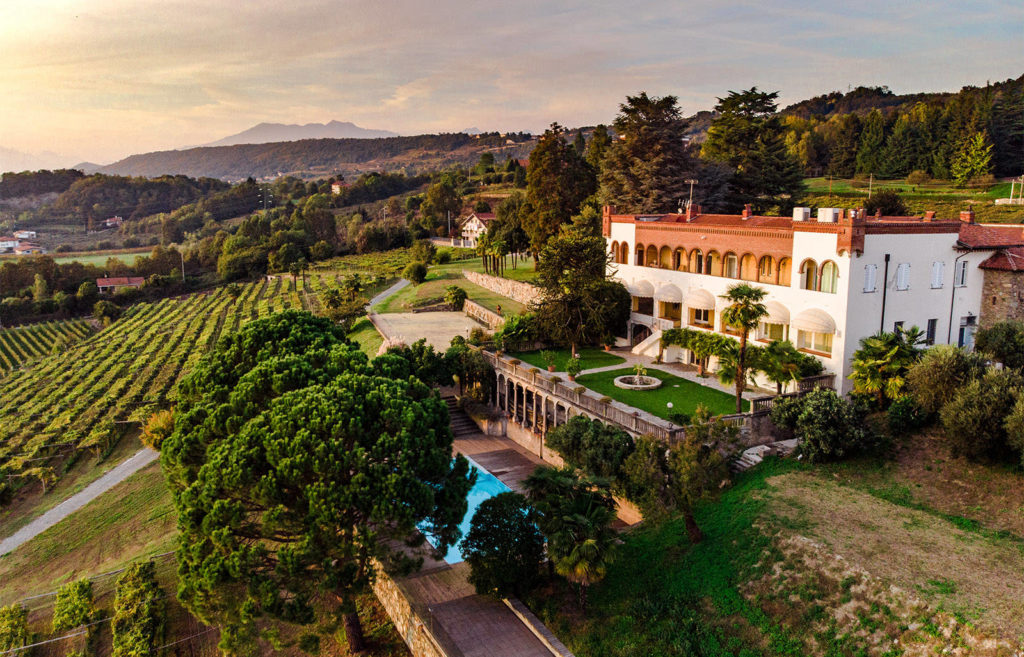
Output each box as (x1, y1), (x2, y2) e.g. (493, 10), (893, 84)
(424, 454), (512, 564)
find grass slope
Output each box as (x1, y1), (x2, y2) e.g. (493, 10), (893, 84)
(349, 317), (384, 356)
(575, 367), (743, 418)
(374, 259), (526, 316)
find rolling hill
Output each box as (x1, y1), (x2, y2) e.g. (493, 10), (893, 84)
(202, 120), (398, 147)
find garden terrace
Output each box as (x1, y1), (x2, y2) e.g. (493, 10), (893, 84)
(575, 367), (744, 419)
(508, 348), (625, 372)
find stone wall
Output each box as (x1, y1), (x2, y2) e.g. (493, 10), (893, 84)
(980, 269), (1024, 327)
(464, 299), (504, 330)
(463, 270), (541, 306)
(372, 569), (452, 657)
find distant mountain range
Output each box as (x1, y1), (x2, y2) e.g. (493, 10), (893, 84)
(0, 146), (75, 174)
(202, 120), (398, 147)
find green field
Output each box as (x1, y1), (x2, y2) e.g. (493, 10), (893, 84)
(0, 318), (94, 372)
(575, 366), (744, 418)
(804, 176), (1013, 200)
(373, 259), (527, 315)
(348, 316), (384, 356)
(51, 250), (149, 266)
(509, 347), (624, 372)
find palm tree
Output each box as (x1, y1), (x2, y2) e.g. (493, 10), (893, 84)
(760, 339), (804, 394)
(476, 233), (492, 274)
(719, 283), (769, 412)
(716, 341), (764, 396)
(550, 504), (616, 610)
(849, 326), (925, 405)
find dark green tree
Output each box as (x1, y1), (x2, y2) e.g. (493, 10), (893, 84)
(975, 320), (1024, 370)
(863, 189), (909, 216)
(545, 415), (635, 488)
(585, 124), (612, 170)
(600, 92), (697, 213)
(522, 123), (596, 253)
(855, 110), (886, 174)
(824, 113), (861, 177)
(460, 492), (545, 597)
(941, 369), (1022, 461)
(951, 131), (994, 186)
(906, 345), (987, 415)
(701, 88), (804, 211)
(161, 312), (473, 654)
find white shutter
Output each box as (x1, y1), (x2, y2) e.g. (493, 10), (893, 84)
(955, 260), (968, 287)
(931, 261), (944, 289)
(863, 264), (877, 292)
(896, 263), (910, 291)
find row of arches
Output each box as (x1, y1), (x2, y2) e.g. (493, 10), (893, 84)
(495, 373), (579, 436)
(610, 241), (840, 293)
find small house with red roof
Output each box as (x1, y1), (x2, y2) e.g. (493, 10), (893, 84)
(97, 277), (145, 293)
(459, 212), (495, 247)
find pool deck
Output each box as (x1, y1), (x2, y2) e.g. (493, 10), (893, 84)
(390, 432), (557, 657)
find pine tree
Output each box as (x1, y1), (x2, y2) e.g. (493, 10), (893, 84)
(825, 113), (861, 177)
(585, 124), (612, 170)
(882, 113), (924, 177)
(600, 92), (697, 213)
(951, 131), (994, 186)
(855, 109), (886, 174)
(522, 123), (596, 253)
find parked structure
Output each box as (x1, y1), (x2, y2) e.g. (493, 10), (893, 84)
(459, 212), (494, 247)
(96, 276), (145, 293)
(603, 204), (1024, 393)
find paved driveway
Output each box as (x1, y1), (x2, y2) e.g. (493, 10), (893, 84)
(372, 312), (485, 351)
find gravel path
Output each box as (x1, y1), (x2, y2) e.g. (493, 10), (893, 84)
(0, 447), (160, 556)
(367, 278), (410, 309)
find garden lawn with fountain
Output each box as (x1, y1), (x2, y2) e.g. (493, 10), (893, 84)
(575, 367), (745, 420)
(509, 347), (625, 372)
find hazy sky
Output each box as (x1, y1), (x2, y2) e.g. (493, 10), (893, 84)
(1, 0), (1021, 165)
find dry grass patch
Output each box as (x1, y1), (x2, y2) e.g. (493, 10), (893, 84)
(761, 471), (1024, 640)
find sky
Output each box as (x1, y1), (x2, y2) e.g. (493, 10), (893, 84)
(0, 0), (1021, 166)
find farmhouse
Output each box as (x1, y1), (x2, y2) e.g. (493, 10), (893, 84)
(0, 236), (19, 252)
(13, 230), (36, 239)
(603, 204), (1024, 393)
(103, 216), (124, 228)
(96, 276), (145, 293)
(460, 212), (494, 247)
(13, 243), (46, 255)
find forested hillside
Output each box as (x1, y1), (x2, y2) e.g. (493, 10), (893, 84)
(97, 132), (535, 180)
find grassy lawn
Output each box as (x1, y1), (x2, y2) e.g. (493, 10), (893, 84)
(804, 176), (1012, 200)
(533, 453), (1024, 656)
(374, 260), (526, 316)
(458, 256), (540, 283)
(510, 348), (624, 372)
(575, 366), (743, 419)
(348, 316), (383, 356)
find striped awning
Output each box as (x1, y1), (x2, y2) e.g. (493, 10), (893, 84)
(683, 288), (716, 311)
(763, 300), (790, 324)
(630, 280), (655, 297)
(791, 308), (837, 334)
(655, 283), (683, 303)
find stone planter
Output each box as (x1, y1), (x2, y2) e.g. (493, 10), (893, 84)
(547, 365), (555, 372)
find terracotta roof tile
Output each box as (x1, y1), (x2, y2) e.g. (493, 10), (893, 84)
(958, 223), (1024, 249)
(979, 247), (1024, 272)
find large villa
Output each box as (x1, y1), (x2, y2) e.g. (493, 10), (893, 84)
(603, 204), (1024, 393)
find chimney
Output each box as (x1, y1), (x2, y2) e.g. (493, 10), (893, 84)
(923, 210), (936, 222)
(742, 204), (752, 219)
(686, 204), (701, 221)
(874, 208), (882, 218)
(959, 208), (976, 224)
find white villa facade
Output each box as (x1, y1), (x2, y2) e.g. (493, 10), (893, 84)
(459, 212), (494, 247)
(602, 204), (1024, 393)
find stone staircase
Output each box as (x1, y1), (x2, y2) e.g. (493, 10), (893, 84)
(444, 396), (480, 437)
(630, 329), (663, 358)
(730, 438), (799, 473)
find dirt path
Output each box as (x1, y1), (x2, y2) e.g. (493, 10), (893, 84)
(367, 278), (410, 308)
(0, 447), (159, 556)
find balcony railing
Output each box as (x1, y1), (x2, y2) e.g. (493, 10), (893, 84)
(629, 312), (677, 331)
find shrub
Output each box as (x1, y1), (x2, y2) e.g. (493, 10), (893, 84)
(444, 285), (467, 310)
(460, 492), (545, 598)
(112, 561), (165, 657)
(906, 170), (931, 185)
(887, 396), (928, 436)
(309, 240), (333, 261)
(975, 320), (1024, 370)
(863, 189), (909, 216)
(770, 388), (875, 462)
(540, 350), (557, 369)
(565, 356), (582, 378)
(53, 579), (95, 632)
(435, 248), (452, 264)
(468, 327), (491, 345)
(402, 261), (427, 284)
(409, 239), (436, 264)
(0, 604), (30, 651)
(494, 313), (537, 351)
(123, 236), (141, 247)
(93, 300), (122, 325)
(1003, 394), (1024, 467)
(940, 369), (1022, 461)
(906, 345), (987, 414)
(141, 410), (174, 450)
(55, 244), (73, 253)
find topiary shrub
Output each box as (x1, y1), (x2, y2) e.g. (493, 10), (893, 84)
(770, 388), (875, 462)
(940, 369), (1022, 461)
(402, 261), (428, 284)
(886, 395), (928, 436)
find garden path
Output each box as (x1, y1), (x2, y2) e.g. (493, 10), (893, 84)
(0, 447), (159, 556)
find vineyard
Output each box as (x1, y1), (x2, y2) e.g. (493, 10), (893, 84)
(0, 320), (95, 373)
(0, 273), (372, 498)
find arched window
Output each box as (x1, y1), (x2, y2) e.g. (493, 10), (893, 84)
(758, 255), (775, 283)
(610, 241), (620, 263)
(659, 245), (672, 269)
(646, 245), (658, 268)
(674, 248), (686, 271)
(635, 244), (645, 266)
(820, 261), (839, 294)
(706, 251), (721, 276)
(689, 249), (704, 274)
(740, 254), (758, 281)
(800, 259), (819, 290)
(621, 242), (630, 264)
(778, 257), (792, 287)
(723, 252), (739, 278)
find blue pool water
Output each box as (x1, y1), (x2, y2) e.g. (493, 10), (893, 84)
(424, 455), (512, 564)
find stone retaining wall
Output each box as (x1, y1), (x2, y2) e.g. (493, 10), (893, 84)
(463, 270), (541, 306)
(372, 569), (454, 657)
(464, 299), (504, 330)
